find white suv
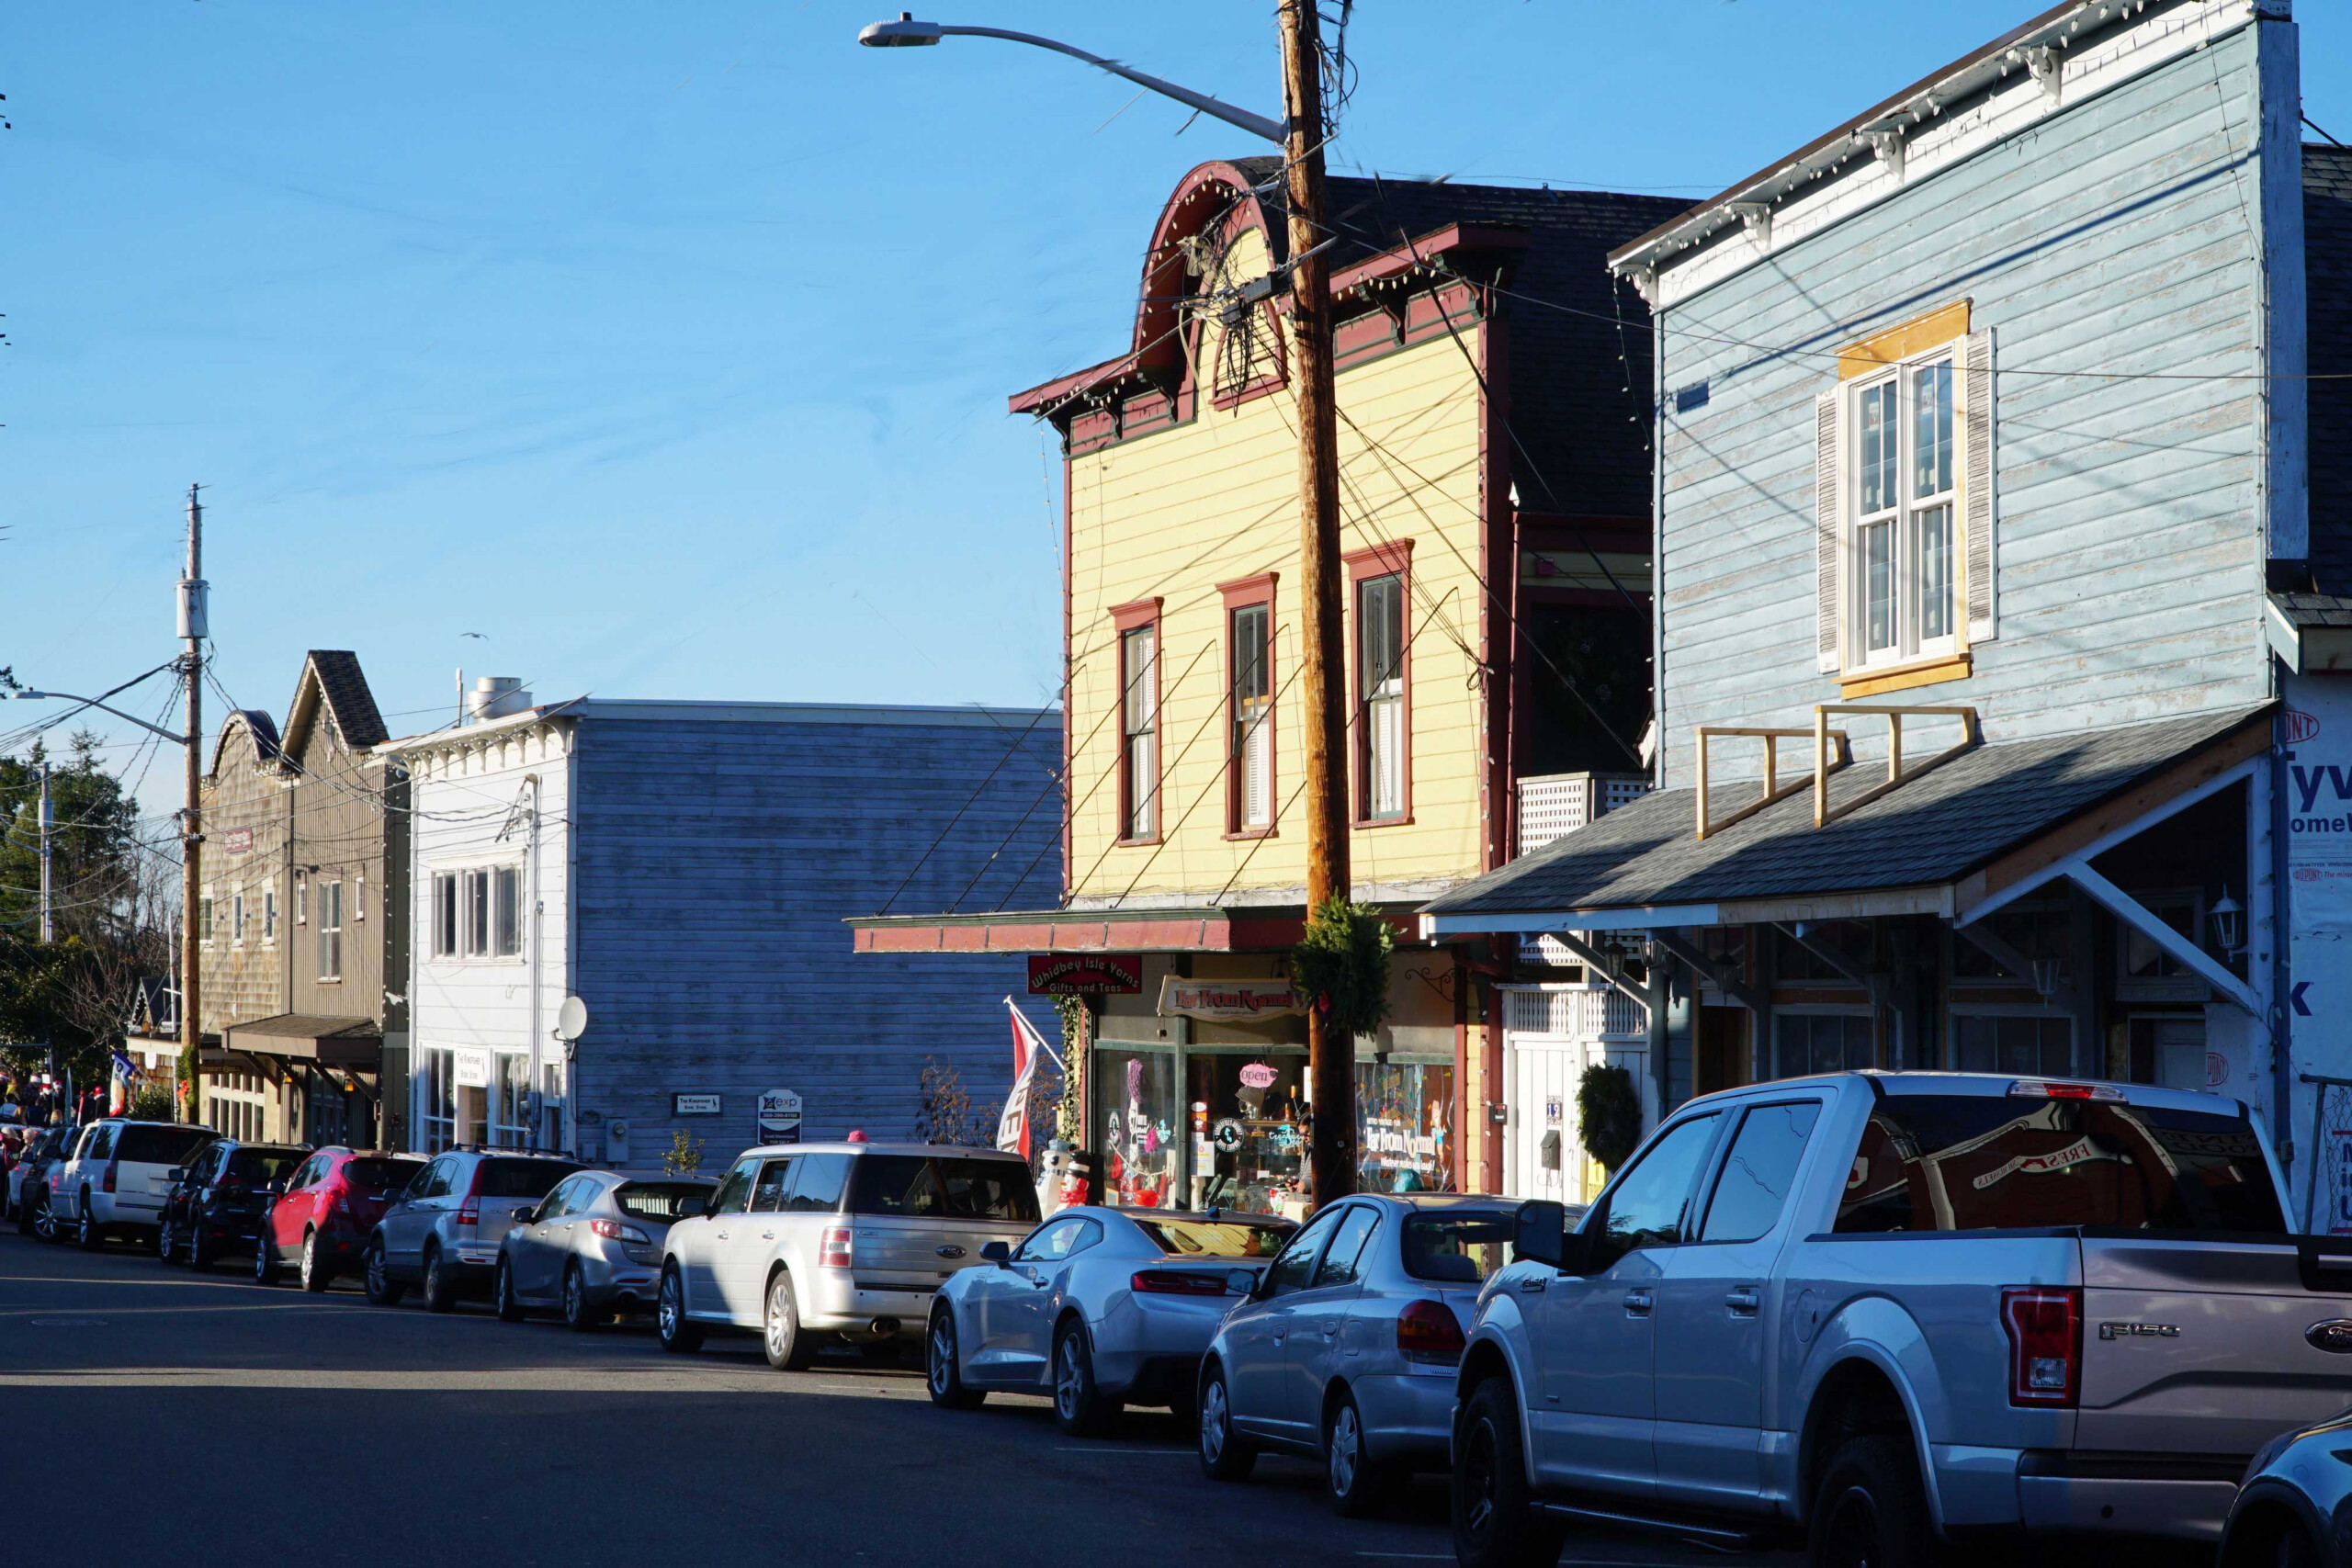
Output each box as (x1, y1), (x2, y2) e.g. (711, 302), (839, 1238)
(51, 1119), (219, 1250)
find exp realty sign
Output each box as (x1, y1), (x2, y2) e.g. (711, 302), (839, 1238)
(1027, 954), (1143, 996)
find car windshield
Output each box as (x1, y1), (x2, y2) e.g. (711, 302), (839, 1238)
(1129, 1217), (1290, 1257)
(477, 1159), (582, 1200)
(1835, 1094), (2289, 1235)
(614, 1182), (710, 1221)
(226, 1149), (306, 1185)
(341, 1157), (424, 1191)
(1402, 1211), (1517, 1282)
(116, 1126), (215, 1166)
(849, 1156), (1040, 1222)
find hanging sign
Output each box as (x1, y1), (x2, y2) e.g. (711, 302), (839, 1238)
(1028, 954), (1143, 996)
(1156, 976), (1306, 1021)
(673, 1093), (722, 1117)
(452, 1049), (492, 1089)
(757, 1089), (803, 1145)
(221, 828), (253, 855)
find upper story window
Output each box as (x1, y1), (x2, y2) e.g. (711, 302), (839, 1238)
(1221, 576), (1276, 837)
(1815, 305), (1995, 685)
(1114, 601), (1162, 844)
(231, 887), (247, 946)
(261, 885), (277, 944)
(198, 893), (215, 946)
(432, 872), (458, 959)
(446, 865), (524, 961)
(317, 880), (344, 981)
(1349, 543), (1413, 825)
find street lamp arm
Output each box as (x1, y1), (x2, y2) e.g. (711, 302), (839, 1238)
(11, 691), (190, 746)
(859, 18), (1286, 145)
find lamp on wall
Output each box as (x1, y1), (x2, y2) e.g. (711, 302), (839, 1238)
(2209, 887), (2245, 960)
(2030, 955), (2063, 1003)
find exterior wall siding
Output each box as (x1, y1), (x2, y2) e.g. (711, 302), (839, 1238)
(197, 720), (288, 1036)
(1655, 24), (2273, 784)
(1066, 284), (1490, 904)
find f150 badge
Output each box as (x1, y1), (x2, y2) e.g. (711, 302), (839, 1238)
(2098, 1322), (2180, 1340)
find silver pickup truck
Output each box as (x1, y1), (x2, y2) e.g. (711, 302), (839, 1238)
(1450, 1071), (2352, 1568)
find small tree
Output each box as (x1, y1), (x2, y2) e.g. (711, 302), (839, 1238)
(915, 1057), (984, 1146)
(662, 1130), (706, 1177)
(1577, 1063), (1644, 1176)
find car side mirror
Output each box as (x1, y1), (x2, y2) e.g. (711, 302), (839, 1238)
(678, 1196), (707, 1217)
(165, 1168), (185, 1182)
(1225, 1268), (1259, 1297)
(980, 1240), (1012, 1265)
(513, 1204), (538, 1224)
(1515, 1201), (1571, 1269)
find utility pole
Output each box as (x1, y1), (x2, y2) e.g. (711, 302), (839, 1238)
(178, 485), (207, 1125)
(36, 762), (51, 943)
(1278, 0), (1353, 1209)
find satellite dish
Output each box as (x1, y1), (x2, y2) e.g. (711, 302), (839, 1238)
(553, 997), (590, 1042)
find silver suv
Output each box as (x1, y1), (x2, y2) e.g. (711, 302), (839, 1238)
(657, 1142), (1039, 1369)
(361, 1149), (583, 1312)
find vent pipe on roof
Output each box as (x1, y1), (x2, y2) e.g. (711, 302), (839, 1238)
(467, 676), (532, 724)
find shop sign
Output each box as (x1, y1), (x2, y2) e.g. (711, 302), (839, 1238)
(757, 1089), (803, 1144)
(221, 828), (253, 855)
(1029, 954), (1143, 995)
(673, 1092), (722, 1117)
(452, 1048), (492, 1089)
(1156, 976), (1305, 1020)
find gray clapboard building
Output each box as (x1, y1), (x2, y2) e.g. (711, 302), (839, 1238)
(380, 684), (1061, 1165)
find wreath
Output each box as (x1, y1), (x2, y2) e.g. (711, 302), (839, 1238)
(1289, 897), (1394, 1039)
(1577, 1063), (1644, 1175)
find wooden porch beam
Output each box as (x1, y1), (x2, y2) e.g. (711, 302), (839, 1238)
(1645, 928), (1769, 1015)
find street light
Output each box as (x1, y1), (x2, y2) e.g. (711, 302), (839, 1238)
(856, 14), (1286, 144)
(10, 689), (190, 746)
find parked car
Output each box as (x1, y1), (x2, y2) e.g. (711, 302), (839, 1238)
(2219, 1404), (2352, 1568)
(7, 1125), (75, 1235)
(1451, 1073), (2352, 1568)
(362, 1149), (582, 1311)
(1196, 1194), (1526, 1512)
(494, 1170), (716, 1330)
(925, 1205), (1291, 1433)
(657, 1142), (1039, 1369)
(257, 1147), (425, 1291)
(157, 1140), (308, 1269)
(47, 1118), (216, 1250)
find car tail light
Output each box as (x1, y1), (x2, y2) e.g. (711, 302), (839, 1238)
(2001, 1286), (2082, 1406)
(456, 1164), (485, 1229)
(1130, 1269), (1228, 1297)
(591, 1219), (651, 1244)
(1397, 1299), (1466, 1358)
(2007, 1079), (2124, 1102)
(819, 1225), (853, 1269)
(101, 1160), (119, 1194)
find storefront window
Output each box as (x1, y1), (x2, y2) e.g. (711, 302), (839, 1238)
(1953, 1014), (2072, 1077)
(1356, 1060), (1455, 1192)
(1188, 1053), (1308, 1215)
(1098, 1048), (1180, 1208)
(492, 1053), (530, 1149)
(417, 1050), (455, 1154)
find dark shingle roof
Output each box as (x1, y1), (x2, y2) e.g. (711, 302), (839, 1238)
(2273, 589), (2352, 629)
(1219, 157), (1689, 517)
(2308, 144), (2352, 593)
(304, 651), (387, 750)
(1425, 705), (2269, 917)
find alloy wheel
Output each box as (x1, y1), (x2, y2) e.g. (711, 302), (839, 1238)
(301, 1234), (318, 1291)
(1459, 1415), (1498, 1540)
(1055, 1335), (1083, 1422)
(31, 1194), (53, 1243)
(928, 1316), (953, 1396)
(1201, 1379), (1229, 1464)
(765, 1278), (794, 1359)
(1329, 1404), (1362, 1498)
(564, 1268), (585, 1326)
(660, 1273), (681, 1337)
(367, 1246), (387, 1298)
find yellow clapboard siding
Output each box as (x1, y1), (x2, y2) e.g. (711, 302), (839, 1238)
(1068, 280), (1491, 901)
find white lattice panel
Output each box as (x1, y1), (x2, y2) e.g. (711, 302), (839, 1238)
(1515, 772), (1651, 967)
(1500, 985), (1646, 1041)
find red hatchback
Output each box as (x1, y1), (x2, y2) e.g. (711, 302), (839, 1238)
(257, 1146), (426, 1292)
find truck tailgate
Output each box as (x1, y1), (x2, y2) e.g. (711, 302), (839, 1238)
(2079, 1236), (2352, 1456)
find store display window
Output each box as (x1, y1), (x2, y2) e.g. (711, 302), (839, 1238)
(1356, 1059), (1456, 1192)
(1187, 1053), (1307, 1215)
(1097, 1048), (1180, 1208)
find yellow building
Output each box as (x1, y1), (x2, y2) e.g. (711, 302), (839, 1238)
(857, 158), (1684, 1201)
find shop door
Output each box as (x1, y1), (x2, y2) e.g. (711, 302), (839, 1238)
(1505, 1036), (1577, 1202)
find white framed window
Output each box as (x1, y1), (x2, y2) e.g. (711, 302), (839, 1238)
(198, 892), (216, 946)
(1814, 321), (1994, 675)
(317, 880), (344, 981)
(463, 869), (490, 958)
(443, 864), (524, 961)
(431, 872), (458, 959)
(231, 888), (247, 946)
(415, 1048), (456, 1155)
(1357, 571), (1408, 821)
(261, 885), (277, 944)
(294, 872), (308, 925)
(355, 870), (366, 922)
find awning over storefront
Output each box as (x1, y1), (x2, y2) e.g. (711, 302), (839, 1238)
(1420, 705), (2272, 1010)
(220, 1014), (381, 1068)
(851, 906), (1324, 954)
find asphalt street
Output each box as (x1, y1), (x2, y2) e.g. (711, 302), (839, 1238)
(0, 1227), (1803, 1568)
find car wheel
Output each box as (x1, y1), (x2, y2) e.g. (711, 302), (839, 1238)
(254, 1227), (280, 1286)
(74, 1201), (103, 1252)
(363, 1239), (406, 1307)
(763, 1271), (818, 1371)
(31, 1190), (58, 1245)
(157, 1214), (181, 1267)
(1052, 1319), (1119, 1438)
(1453, 1376), (1567, 1568)
(1808, 1434), (1931, 1568)
(494, 1255), (526, 1323)
(560, 1262), (598, 1333)
(300, 1231), (333, 1294)
(1326, 1389), (1395, 1517)
(187, 1218), (213, 1271)
(1196, 1361), (1257, 1482)
(925, 1306), (986, 1410)
(422, 1244), (458, 1314)
(656, 1266), (703, 1354)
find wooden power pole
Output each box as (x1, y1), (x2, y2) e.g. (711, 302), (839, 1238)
(178, 485), (206, 1124)
(1278, 0), (1354, 1209)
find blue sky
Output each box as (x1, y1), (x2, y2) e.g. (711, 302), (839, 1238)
(7, 2), (2349, 818)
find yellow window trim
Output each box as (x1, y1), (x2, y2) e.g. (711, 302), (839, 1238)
(1838, 299), (1971, 381)
(1838, 650), (1973, 699)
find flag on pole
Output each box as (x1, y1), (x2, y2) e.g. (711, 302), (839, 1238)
(998, 998), (1063, 1162)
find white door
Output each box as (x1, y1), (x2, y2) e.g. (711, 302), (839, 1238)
(1506, 1036), (1577, 1202)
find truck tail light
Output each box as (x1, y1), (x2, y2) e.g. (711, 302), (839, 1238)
(1130, 1269), (1227, 1297)
(101, 1160), (119, 1194)
(1397, 1299), (1466, 1358)
(455, 1164), (485, 1230)
(2001, 1286), (2082, 1406)
(819, 1225), (853, 1269)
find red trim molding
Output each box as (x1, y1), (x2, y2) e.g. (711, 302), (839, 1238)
(1345, 539), (1415, 828)
(1109, 596), (1163, 633)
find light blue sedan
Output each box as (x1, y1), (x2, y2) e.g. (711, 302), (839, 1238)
(924, 1205), (1292, 1437)
(1195, 1192), (1532, 1516)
